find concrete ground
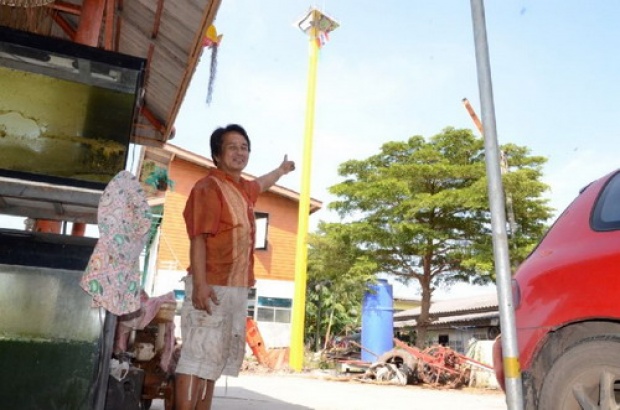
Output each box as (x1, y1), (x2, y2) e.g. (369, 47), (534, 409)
(150, 371), (507, 410)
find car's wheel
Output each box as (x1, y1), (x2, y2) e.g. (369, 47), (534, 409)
(538, 336), (620, 410)
(377, 348), (419, 384)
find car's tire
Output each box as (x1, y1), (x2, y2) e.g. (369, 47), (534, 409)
(377, 348), (419, 384)
(538, 336), (620, 410)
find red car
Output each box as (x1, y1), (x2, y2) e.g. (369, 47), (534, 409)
(493, 168), (620, 410)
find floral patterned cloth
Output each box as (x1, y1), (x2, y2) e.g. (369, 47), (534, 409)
(80, 170), (151, 315)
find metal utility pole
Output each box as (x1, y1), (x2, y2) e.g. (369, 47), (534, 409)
(469, 1), (523, 409)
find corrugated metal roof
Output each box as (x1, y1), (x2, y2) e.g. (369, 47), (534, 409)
(394, 292), (498, 322)
(394, 310), (499, 329)
(118, 0), (221, 146)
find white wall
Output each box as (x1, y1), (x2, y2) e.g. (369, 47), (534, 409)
(152, 268), (186, 298)
(254, 279), (294, 348)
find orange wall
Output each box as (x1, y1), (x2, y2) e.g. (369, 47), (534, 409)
(157, 191), (190, 271)
(254, 191), (298, 281)
(157, 158), (300, 282)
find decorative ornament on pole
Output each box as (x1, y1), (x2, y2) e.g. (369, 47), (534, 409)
(202, 24), (223, 105)
(296, 8), (339, 48)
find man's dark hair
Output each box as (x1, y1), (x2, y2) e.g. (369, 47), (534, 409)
(210, 124), (251, 166)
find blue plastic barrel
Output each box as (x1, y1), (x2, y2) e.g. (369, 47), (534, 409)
(361, 279), (394, 363)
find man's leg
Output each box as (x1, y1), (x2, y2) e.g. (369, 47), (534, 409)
(175, 373), (200, 410)
(195, 379), (215, 410)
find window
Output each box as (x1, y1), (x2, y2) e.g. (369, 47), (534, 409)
(473, 331), (489, 341)
(255, 212), (269, 250)
(256, 296), (292, 323)
(449, 340), (464, 353)
(247, 288), (257, 318)
(173, 289), (185, 315)
(592, 171), (620, 231)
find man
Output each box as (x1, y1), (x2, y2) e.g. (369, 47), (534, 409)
(175, 124), (295, 410)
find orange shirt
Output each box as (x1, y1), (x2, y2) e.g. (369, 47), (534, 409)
(183, 169), (260, 287)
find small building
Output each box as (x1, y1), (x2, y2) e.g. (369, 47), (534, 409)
(137, 143), (322, 348)
(393, 296), (421, 312)
(393, 293), (500, 354)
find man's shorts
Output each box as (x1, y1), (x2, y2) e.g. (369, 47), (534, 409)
(175, 276), (248, 380)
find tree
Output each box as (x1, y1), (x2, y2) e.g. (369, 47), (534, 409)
(305, 222), (377, 351)
(327, 127), (552, 347)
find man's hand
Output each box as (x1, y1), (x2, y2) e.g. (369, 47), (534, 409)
(257, 154), (296, 192)
(279, 154), (295, 176)
(192, 282), (219, 315)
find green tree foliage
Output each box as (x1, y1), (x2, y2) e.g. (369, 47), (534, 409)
(325, 127), (552, 347)
(305, 222), (377, 351)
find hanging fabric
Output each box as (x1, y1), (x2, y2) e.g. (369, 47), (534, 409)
(81, 170), (152, 316)
(202, 24), (223, 105)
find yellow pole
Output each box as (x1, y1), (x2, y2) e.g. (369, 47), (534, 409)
(290, 10), (320, 371)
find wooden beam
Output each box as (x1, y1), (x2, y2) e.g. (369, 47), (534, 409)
(152, 0), (165, 39)
(103, 0), (115, 50)
(50, 11), (77, 40)
(75, 0), (105, 46)
(140, 104), (167, 135)
(48, 0), (81, 15)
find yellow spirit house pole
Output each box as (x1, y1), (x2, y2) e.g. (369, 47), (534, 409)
(290, 9), (319, 371)
(290, 8), (338, 371)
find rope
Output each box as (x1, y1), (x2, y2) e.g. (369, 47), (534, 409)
(160, 232), (182, 270)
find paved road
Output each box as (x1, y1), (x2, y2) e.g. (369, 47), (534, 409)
(151, 372), (507, 410)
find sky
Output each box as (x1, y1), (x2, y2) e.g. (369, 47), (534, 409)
(170, 1), (620, 297)
(174, 1), (620, 219)
(4, 1), (619, 297)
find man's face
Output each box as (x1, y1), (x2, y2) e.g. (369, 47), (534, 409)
(216, 131), (250, 174)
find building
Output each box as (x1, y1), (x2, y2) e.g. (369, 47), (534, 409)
(393, 293), (500, 354)
(393, 296), (421, 312)
(137, 143), (322, 348)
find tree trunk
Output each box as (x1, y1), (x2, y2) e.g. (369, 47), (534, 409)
(416, 263), (433, 348)
(315, 299), (322, 352)
(323, 308), (335, 351)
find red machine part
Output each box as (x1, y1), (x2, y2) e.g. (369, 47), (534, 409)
(393, 339), (492, 388)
